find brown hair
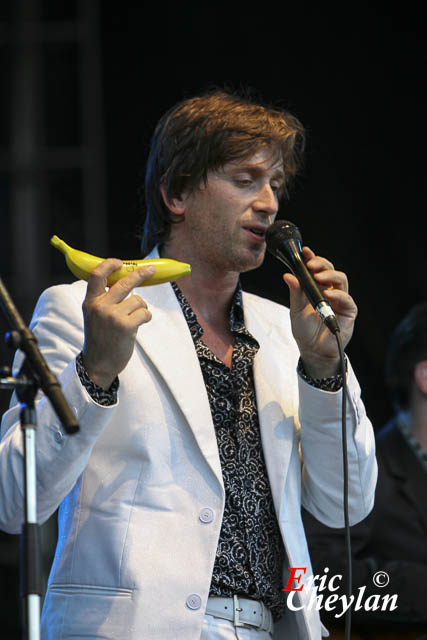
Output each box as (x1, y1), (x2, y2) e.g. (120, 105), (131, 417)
(141, 88), (305, 254)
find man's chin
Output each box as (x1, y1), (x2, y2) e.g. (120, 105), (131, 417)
(236, 247), (266, 273)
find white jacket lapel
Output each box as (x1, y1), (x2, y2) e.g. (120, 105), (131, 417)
(243, 292), (300, 517)
(134, 277), (223, 487)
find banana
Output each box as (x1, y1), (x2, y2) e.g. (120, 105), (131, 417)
(50, 235), (191, 287)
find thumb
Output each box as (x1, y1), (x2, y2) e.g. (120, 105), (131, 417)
(86, 258), (123, 301)
(282, 272), (306, 312)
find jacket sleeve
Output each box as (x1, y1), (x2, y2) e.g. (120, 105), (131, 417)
(0, 283), (118, 534)
(299, 359), (377, 527)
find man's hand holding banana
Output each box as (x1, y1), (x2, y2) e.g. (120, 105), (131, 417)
(81, 260), (155, 390)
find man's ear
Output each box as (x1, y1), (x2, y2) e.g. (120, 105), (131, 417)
(414, 361), (427, 395)
(160, 184), (186, 216)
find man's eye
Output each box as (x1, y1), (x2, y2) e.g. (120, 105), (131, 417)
(272, 183), (284, 196)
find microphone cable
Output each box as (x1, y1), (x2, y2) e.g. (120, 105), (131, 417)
(335, 330), (352, 640)
(265, 219), (353, 637)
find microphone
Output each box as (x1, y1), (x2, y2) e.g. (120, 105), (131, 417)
(265, 220), (340, 335)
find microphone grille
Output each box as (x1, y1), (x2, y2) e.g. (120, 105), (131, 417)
(265, 220), (302, 255)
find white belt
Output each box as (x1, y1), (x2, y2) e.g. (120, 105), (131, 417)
(206, 595), (274, 634)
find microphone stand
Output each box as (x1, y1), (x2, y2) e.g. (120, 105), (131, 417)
(0, 277), (79, 640)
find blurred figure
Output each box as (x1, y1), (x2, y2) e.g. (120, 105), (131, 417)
(303, 302), (427, 637)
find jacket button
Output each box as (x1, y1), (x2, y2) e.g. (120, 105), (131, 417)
(199, 508), (214, 524)
(186, 594), (202, 610)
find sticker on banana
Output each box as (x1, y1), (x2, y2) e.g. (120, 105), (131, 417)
(50, 235), (191, 287)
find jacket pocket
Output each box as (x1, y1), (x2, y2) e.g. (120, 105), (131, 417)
(48, 583), (133, 598)
(42, 584), (135, 639)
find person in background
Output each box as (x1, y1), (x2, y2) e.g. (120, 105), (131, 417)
(303, 302), (427, 637)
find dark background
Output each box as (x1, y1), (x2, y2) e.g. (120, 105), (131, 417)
(99, 2), (426, 431)
(0, 1), (426, 637)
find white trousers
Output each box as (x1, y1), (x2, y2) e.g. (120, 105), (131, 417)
(201, 614), (273, 640)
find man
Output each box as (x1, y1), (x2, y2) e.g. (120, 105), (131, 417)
(303, 302), (427, 635)
(0, 89), (376, 639)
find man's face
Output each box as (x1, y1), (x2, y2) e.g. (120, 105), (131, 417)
(176, 148), (285, 274)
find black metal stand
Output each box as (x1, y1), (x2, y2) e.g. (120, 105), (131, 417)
(0, 277), (79, 640)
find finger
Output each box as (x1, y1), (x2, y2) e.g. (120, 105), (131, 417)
(283, 268), (350, 316)
(130, 306), (153, 327)
(324, 288), (358, 317)
(118, 294), (148, 315)
(86, 258), (123, 301)
(282, 266), (346, 295)
(314, 269), (348, 292)
(301, 246), (334, 270)
(112, 305), (153, 331)
(104, 266), (156, 304)
(282, 272), (309, 313)
(304, 252), (335, 274)
(301, 246), (315, 261)
(282, 272), (300, 292)
(104, 299), (153, 332)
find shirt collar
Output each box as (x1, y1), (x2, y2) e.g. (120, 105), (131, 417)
(170, 280), (258, 348)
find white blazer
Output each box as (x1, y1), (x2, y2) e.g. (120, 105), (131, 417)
(0, 258), (377, 640)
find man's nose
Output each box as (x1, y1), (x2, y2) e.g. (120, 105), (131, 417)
(253, 183), (278, 216)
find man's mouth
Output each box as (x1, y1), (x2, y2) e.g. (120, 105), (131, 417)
(244, 225), (267, 241)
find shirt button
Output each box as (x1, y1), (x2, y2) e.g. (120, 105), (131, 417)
(54, 430), (63, 443)
(186, 594), (202, 610)
(199, 508), (214, 524)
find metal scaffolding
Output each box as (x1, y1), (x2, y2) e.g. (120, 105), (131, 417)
(0, 1), (106, 636)
(0, 0), (107, 303)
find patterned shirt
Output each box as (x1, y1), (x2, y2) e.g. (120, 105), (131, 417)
(171, 281), (287, 620)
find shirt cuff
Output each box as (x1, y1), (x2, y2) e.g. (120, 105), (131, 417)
(76, 352), (119, 406)
(297, 357), (345, 392)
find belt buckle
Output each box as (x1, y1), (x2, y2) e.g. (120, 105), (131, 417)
(233, 595), (246, 628)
